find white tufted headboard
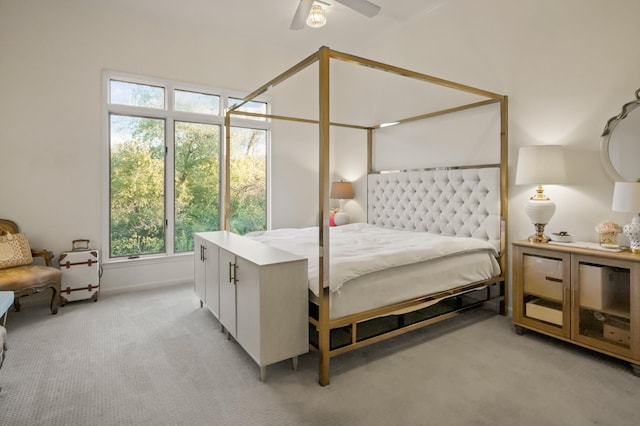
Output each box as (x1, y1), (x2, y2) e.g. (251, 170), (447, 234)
(367, 166), (502, 252)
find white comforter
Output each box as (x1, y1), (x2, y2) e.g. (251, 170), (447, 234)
(247, 223), (499, 296)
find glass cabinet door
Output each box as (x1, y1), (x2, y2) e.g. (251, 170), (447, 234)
(519, 250), (570, 337)
(573, 255), (631, 357)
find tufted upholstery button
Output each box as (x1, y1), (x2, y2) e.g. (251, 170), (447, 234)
(367, 167), (501, 251)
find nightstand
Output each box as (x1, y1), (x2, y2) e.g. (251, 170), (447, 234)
(512, 240), (640, 376)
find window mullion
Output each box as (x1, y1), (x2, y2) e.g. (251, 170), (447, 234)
(165, 118), (175, 256)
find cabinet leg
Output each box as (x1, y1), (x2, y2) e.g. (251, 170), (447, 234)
(631, 363), (640, 377)
(260, 366), (266, 382)
(514, 325), (525, 335)
(292, 356), (299, 371)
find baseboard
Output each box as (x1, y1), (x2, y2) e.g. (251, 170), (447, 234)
(12, 279), (192, 309)
(100, 278), (191, 296)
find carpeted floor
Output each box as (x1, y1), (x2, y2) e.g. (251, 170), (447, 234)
(0, 283), (639, 426)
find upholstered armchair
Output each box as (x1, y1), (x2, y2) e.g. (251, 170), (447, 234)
(0, 219), (61, 314)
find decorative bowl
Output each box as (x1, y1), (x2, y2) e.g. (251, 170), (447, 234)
(550, 232), (573, 243)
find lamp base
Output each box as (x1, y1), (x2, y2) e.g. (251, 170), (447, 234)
(524, 197), (556, 244)
(528, 223), (550, 243)
(333, 211), (349, 226)
(623, 215), (640, 254)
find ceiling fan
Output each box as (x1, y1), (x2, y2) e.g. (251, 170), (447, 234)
(290, 0), (381, 30)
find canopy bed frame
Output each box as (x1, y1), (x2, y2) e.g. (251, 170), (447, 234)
(225, 46), (508, 386)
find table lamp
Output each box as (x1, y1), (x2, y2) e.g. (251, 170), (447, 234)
(612, 181), (640, 253)
(515, 145), (567, 243)
(330, 181), (354, 226)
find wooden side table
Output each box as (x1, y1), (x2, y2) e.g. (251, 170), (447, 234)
(512, 240), (640, 375)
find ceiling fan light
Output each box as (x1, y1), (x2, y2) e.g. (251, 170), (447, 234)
(306, 4), (326, 28)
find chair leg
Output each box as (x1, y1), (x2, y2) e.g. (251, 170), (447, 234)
(49, 286), (59, 315)
(10, 285), (60, 314)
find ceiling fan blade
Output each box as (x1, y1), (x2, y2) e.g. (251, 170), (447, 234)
(290, 0), (314, 30)
(334, 0), (381, 17)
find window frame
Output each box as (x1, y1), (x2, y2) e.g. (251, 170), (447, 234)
(102, 70), (271, 263)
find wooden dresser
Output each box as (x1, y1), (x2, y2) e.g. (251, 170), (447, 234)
(512, 240), (640, 375)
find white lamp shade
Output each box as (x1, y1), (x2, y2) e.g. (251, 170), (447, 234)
(612, 181), (640, 212)
(515, 145), (567, 185)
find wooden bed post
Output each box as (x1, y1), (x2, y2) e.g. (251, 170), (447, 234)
(499, 95), (509, 315)
(318, 46), (332, 386)
(367, 128), (373, 174)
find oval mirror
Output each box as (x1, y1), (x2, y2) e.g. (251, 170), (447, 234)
(600, 89), (640, 182)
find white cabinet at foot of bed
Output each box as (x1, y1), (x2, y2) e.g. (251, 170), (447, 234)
(194, 234), (220, 317)
(194, 231), (309, 381)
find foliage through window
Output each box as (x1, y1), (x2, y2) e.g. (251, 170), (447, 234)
(110, 115), (166, 256)
(106, 73), (269, 259)
(230, 127), (267, 235)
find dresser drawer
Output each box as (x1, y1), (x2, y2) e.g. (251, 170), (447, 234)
(523, 255), (563, 301)
(526, 298), (563, 326)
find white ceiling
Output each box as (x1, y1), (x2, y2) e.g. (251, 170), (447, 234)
(90, 0), (452, 55)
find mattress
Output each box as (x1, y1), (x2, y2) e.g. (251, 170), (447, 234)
(310, 250), (500, 318)
(247, 223), (501, 319)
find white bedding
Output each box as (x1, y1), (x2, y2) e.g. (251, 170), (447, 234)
(311, 250), (500, 319)
(247, 223), (499, 296)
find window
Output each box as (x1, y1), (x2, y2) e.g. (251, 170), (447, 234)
(229, 127), (267, 234)
(175, 90), (220, 115)
(110, 80), (164, 109)
(174, 121), (221, 252)
(105, 72), (269, 260)
(229, 97), (268, 121)
(109, 114), (166, 256)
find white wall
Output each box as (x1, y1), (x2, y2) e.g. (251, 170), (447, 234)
(2, 0), (640, 298)
(0, 0), (305, 292)
(357, 0), (640, 247)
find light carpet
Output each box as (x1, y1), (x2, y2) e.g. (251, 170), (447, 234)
(0, 283), (639, 425)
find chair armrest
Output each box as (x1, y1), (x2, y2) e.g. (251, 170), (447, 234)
(31, 249), (54, 266)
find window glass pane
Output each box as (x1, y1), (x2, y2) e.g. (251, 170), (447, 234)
(175, 90), (220, 115)
(230, 127), (267, 234)
(229, 97), (268, 121)
(110, 114), (166, 257)
(110, 80), (165, 109)
(174, 122), (221, 252)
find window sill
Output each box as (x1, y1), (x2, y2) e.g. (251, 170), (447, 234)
(102, 252), (193, 269)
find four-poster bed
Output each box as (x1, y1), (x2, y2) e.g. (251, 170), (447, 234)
(222, 46), (508, 386)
